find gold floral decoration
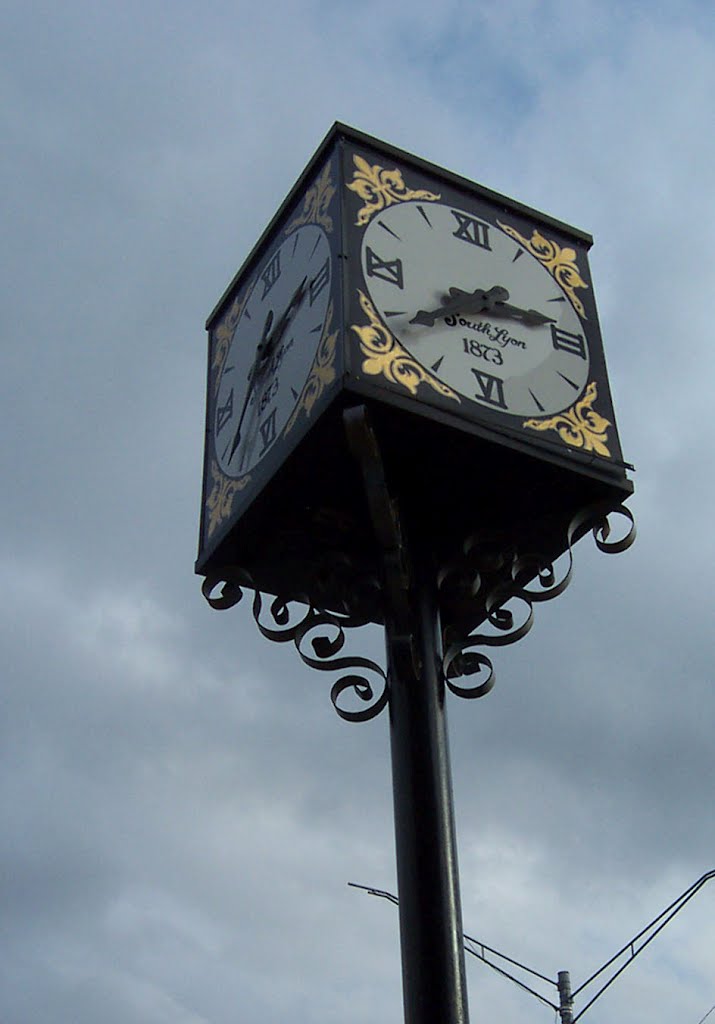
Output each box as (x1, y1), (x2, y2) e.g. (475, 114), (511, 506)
(348, 155), (441, 226)
(497, 222), (588, 318)
(211, 294), (244, 394)
(286, 161), (336, 234)
(285, 301), (339, 433)
(523, 381), (611, 457)
(351, 290), (459, 402)
(206, 459), (250, 537)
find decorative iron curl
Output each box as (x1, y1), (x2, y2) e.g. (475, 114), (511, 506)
(441, 501), (635, 700)
(201, 568), (388, 724)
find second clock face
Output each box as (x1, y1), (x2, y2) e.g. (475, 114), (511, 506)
(215, 223), (332, 478)
(361, 200), (590, 417)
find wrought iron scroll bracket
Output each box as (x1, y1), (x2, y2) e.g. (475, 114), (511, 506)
(440, 502), (636, 701)
(201, 568), (388, 723)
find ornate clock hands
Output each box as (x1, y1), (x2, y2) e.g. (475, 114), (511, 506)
(410, 286), (506, 326)
(258, 276), (309, 369)
(410, 285), (556, 328)
(225, 276), (309, 468)
(226, 309), (275, 465)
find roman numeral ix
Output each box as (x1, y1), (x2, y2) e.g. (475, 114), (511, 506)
(366, 246), (404, 289)
(216, 389), (234, 434)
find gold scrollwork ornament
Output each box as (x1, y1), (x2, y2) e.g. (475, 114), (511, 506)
(285, 302), (338, 434)
(286, 161), (336, 234)
(212, 294), (244, 393)
(206, 459), (250, 538)
(351, 290), (459, 402)
(348, 155), (441, 226)
(497, 223), (589, 318)
(523, 382), (611, 457)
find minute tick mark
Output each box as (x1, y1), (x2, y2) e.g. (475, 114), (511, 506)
(379, 220), (402, 241)
(416, 205), (433, 228)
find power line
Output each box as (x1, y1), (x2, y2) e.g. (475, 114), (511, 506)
(695, 1003), (715, 1024)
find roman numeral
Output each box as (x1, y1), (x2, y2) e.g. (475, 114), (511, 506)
(259, 409), (277, 453)
(261, 251), (281, 298)
(309, 257), (330, 306)
(216, 389), (234, 434)
(451, 211), (491, 250)
(551, 324), (586, 359)
(471, 369), (507, 408)
(366, 247), (404, 289)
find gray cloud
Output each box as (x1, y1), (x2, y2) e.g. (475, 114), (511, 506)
(2, 2), (714, 1022)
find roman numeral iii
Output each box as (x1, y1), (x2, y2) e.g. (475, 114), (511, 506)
(309, 258), (330, 306)
(259, 409), (277, 453)
(551, 325), (587, 359)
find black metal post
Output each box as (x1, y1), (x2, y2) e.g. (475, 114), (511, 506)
(344, 404), (470, 1024)
(384, 529), (470, 1024)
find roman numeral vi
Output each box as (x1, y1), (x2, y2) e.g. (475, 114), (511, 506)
(471, 369), (507, 409)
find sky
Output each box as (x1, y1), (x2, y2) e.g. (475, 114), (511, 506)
(2, 1), (715, 1022)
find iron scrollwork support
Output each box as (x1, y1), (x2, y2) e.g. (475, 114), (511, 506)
(201, 403), (636, 724)
(440, 503), (636, 699)
(201, 569), (388, 723)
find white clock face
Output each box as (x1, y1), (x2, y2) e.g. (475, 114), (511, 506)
(361, 200), (590, 417)
(215, 224), (332, 478)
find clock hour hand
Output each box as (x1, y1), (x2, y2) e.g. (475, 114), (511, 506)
(226, 309), (275, 465)
(258, 276), (308, 369)
(225, 277), (308, 467)
(409, 286), (509, 327)
(410, 285), (556, 328)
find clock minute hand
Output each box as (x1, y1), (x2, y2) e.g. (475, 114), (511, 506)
(258, 276), (308, 369)
(490, 300), (556, 327)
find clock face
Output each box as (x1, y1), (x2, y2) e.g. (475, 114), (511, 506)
(215, 223), (332, 478)
(361, 200), (590, 418)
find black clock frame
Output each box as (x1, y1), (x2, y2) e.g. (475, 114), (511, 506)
(197, 123), (633, 630)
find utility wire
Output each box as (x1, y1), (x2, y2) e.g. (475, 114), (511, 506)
(350, 870), (715, 1022)
(695, 1003), (715, 1024)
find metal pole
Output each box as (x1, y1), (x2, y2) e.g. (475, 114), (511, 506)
(384, 526), (470, 1024)
(557, 970), (574, 1024)
(344, 404), (469, 1024)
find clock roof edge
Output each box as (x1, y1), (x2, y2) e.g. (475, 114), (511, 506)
(331, 123), (594, 246)
(205, 123), (347, 331)
(205, 122), (594, 331)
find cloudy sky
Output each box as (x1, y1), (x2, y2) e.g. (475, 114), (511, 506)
(3, 1), (715, 1021)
